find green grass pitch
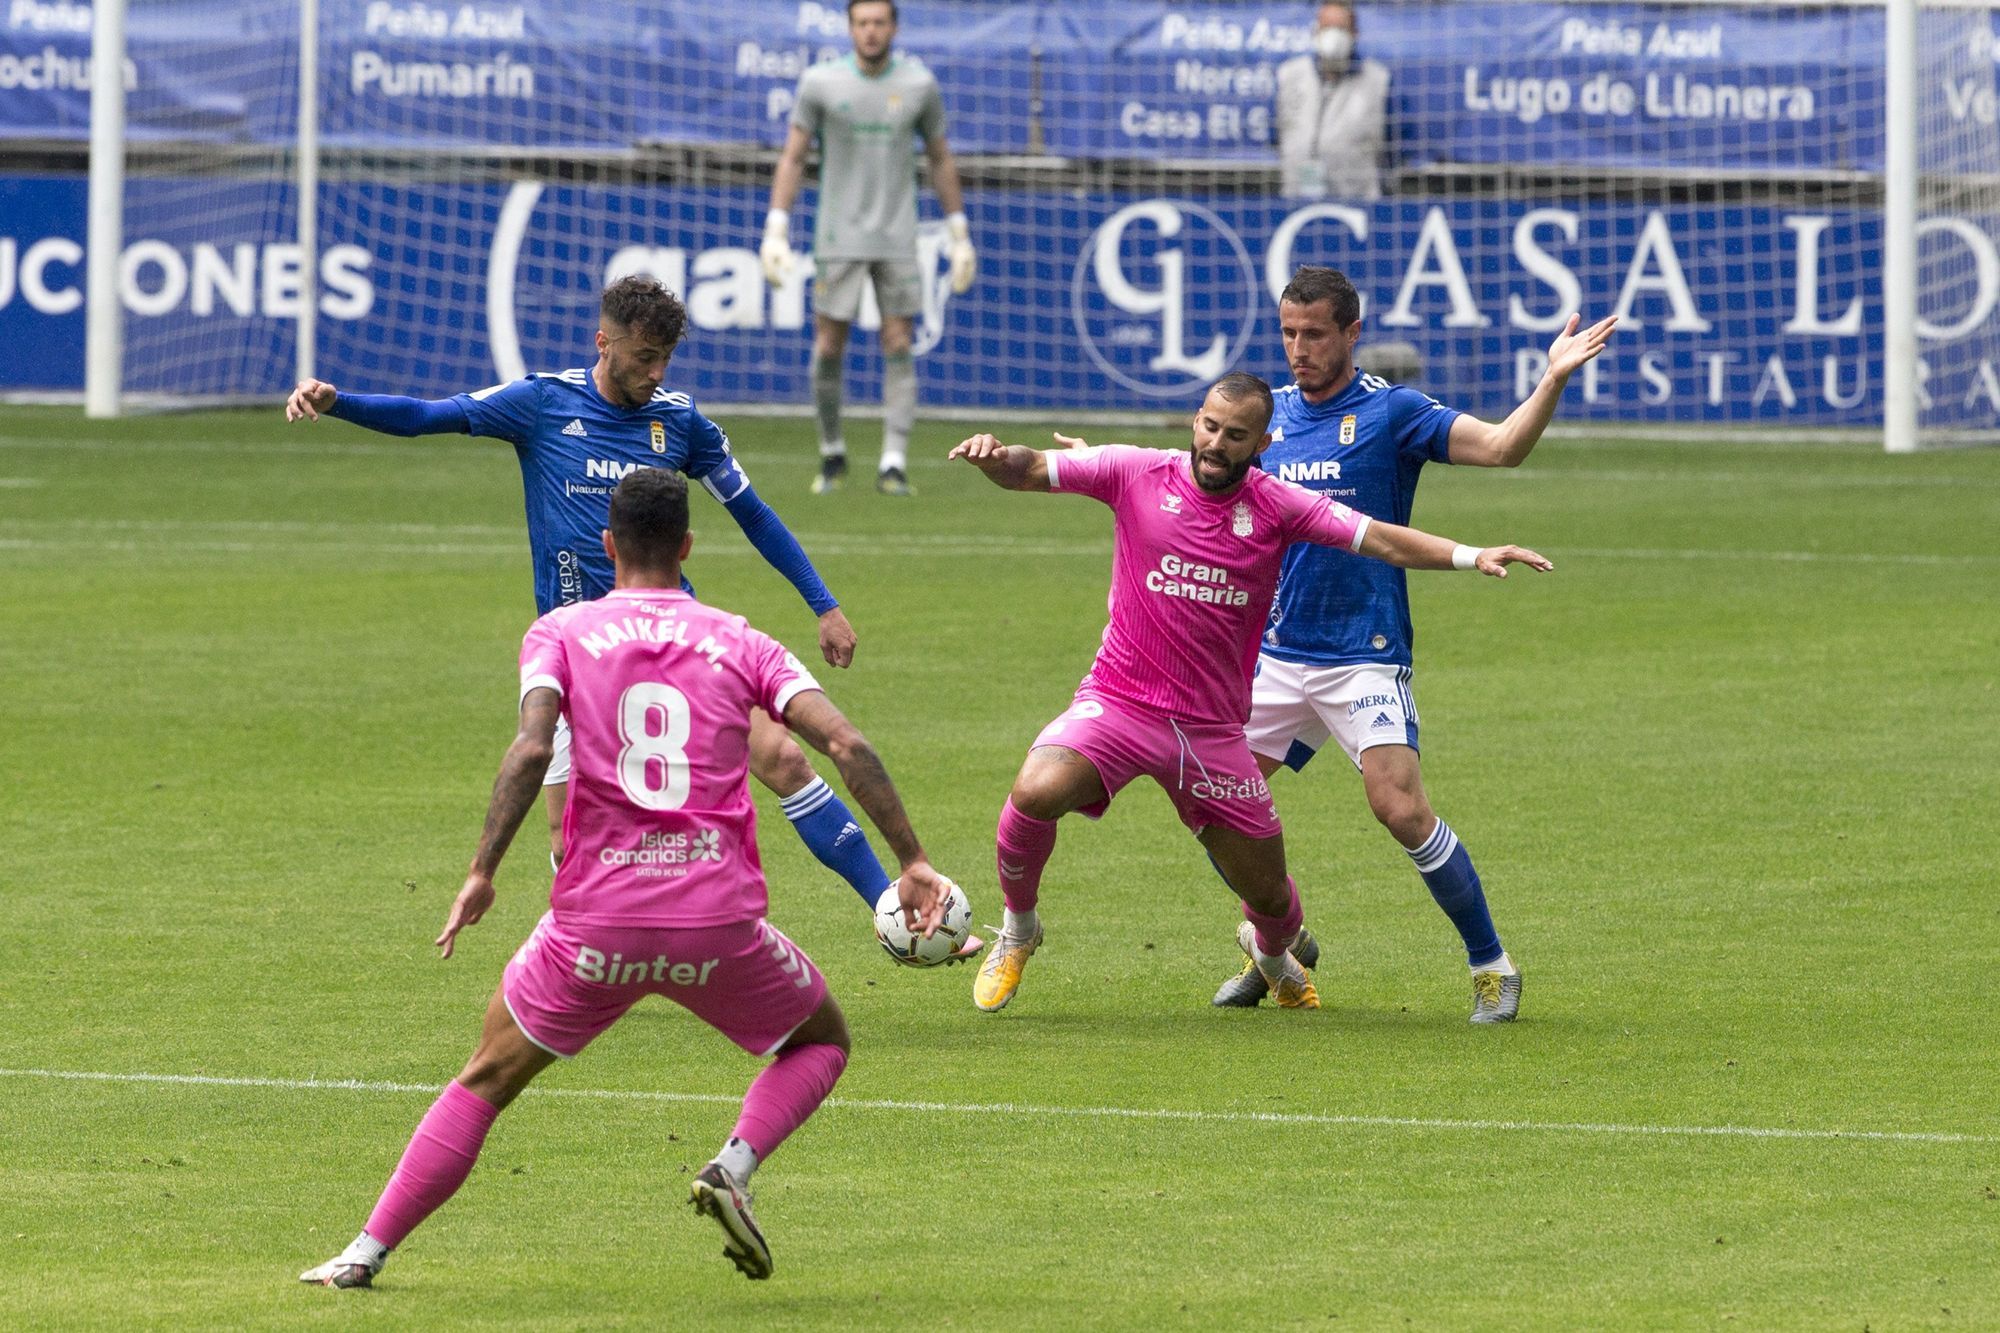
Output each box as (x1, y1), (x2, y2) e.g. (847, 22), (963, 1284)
(2, 404), (1996, 1329)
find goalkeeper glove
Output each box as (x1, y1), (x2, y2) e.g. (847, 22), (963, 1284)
(946, 212), (977, 294)
(760, 209), (795, 286)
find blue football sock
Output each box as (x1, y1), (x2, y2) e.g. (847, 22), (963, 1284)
(1407, 819), (1503, 968)
(781, 778), (889, 908)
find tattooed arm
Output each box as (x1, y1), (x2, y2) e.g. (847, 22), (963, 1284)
(436, 688), (561, 957)
(782, 689), (945, 933)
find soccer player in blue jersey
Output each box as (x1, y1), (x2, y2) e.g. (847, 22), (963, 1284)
(285, 276), (976, 954)
(1212, 265), (1615, 1021)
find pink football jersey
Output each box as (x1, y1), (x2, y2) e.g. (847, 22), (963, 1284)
(1045, 444), (1369, 725)
(518, 588), (823, 927)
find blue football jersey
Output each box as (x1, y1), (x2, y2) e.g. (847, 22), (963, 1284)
(1257, 373), (1460, 667)
(452, 369), (752, 614)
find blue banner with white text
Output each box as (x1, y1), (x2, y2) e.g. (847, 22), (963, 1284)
(5, 173), (1998, 429)
(4, 1), (1996, 172)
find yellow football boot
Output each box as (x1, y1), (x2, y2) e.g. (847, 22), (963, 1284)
(1234, 921), (1319, 1009)
(972, 926), (1042, 1012)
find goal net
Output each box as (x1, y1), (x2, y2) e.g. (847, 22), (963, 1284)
(30, 0), (2000, 443)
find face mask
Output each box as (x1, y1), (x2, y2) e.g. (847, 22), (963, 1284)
(1315, 27), (1354, 66)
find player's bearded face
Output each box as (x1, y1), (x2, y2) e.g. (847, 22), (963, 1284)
(1280, 300), (1362, 398)
(1188, 392), (1271, 493)
(599, 327), (672, 408)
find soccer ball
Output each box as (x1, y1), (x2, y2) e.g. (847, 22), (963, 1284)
(872, 877), (974, 967)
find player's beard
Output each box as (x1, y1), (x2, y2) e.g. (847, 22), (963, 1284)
(1192, 448), (1254, 493)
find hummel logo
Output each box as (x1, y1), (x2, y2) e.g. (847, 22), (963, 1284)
(999, 859), (1025, 879)
(561, 419), (588, 438)
(1160, 495), (1183, 515)
(1370, 712), (1396, 730)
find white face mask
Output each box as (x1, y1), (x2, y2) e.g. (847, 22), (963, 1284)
(1315, 26), (1354, 66)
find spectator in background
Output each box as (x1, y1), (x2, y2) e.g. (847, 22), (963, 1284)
(1276, 3), (1390, 201)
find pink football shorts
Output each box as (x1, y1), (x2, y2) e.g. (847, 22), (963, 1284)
(1031, 687), (1281, 839)
(502, 910), (827, 1058)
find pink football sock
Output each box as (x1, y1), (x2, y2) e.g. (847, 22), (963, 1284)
(995, 799), (1059, 914)
(362, 1080), (501, 1249)
(731, 1042), (849, 1163)
(1242, 877), (1305, 957)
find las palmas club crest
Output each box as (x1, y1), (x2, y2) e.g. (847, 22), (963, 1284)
(1232, 501), (1253, 536)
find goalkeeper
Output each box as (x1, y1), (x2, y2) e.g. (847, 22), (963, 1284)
(761, 0), (975, 497)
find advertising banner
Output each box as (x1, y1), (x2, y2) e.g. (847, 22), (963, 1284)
(4, 174), (1997, 431)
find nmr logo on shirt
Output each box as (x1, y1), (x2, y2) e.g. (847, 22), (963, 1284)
(584, 458), (642, 481)
(1275, 460), (1343, 483)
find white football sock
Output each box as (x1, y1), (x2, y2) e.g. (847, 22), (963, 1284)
(1250, 938), (1293, 983)
(339, 1231), (390, 1271)
(1472, 951), (1516, 977)
(713, 1136), (758, 1183)
(1003, 908), (1039, 942)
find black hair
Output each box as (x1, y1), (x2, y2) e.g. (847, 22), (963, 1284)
(608, 468), (690, 567)
(1279, 266), (1362, 327)
(1211, 372), (1275, 430)
(849, 0), (897, 19)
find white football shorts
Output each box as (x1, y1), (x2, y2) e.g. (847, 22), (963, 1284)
(544, 715), (572, 787)
(1243, 656), (1420, 773)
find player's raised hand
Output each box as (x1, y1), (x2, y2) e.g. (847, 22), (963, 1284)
(286, 378), (337, 422)
(1545, 313), (1618, 381)
(818, 607), (857, 669)
(1052, 431), (1091, 450)
(1472, 545), (1555, 578)
(894, 860), (950, 938)
(435, 872), (496, 958)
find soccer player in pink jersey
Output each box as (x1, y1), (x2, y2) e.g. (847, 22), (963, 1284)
(949, 373), (1551, 1013)
(300, 468), (948, 1287)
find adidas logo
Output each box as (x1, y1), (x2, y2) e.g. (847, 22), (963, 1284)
(561, 419), (588, 438)
(1370, 711), (1396, 730)
(832, 820), (861, 846)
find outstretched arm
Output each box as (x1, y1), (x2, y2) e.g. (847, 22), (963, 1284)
(711, 474), (855, 668)
(948, 433), (1051, 492)
(1446, 312), (1618, 467)
(286, 378), (470, 436)
(436, 688), (561, 957)
(783, 689), (946, 936)
(1357, 520), (1554, 578)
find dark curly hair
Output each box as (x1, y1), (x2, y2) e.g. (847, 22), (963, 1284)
(600, 275), (688, 350)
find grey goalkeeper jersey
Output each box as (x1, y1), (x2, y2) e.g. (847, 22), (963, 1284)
(789, 54), (947, 262)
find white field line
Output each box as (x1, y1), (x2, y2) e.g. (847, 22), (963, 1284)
(2, 432), (1998, 489)
(0, 1067), (1988, 1147)
(2, 522), (1997, 569)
